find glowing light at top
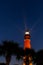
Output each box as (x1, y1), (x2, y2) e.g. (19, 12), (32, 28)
(25, 31), (30, 34)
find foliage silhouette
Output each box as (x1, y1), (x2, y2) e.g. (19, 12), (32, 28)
(2, 41), (20, 65)
(34, 49), (43, 65)
(0, 63), (6, 65)
(0, 41), (43, 65)
(16, 47), (36, 65)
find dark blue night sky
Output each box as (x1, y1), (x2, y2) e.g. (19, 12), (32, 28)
(0, 0), (43, 64)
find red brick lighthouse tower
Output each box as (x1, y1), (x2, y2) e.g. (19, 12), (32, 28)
(24, 30), (31, 49)
(23, 30), (32, 65)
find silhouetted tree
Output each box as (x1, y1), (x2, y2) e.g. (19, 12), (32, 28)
(0, 45), (4, 56)
(0, 63), (6, 65)
(16, 47), (36, 65)
(34, 49), (43, 65)
(24, 48), (36, 65)
(2, 41), (20, 65)
(0, 41), (37, 65)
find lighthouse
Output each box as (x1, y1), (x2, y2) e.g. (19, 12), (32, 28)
(24, 30), (31, 49)
(23, 30), (32, 65)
